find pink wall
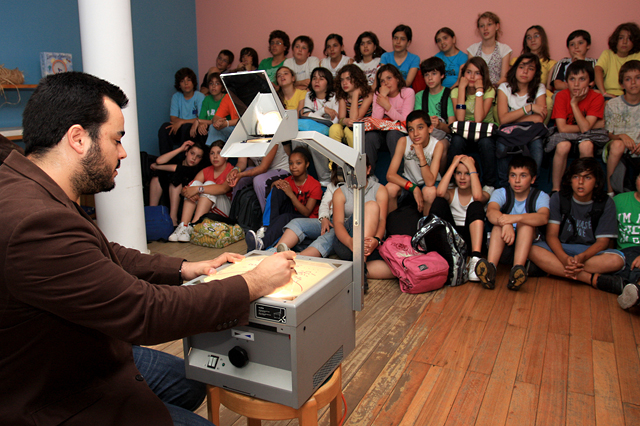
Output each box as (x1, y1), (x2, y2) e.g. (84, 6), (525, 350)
(196, 0), (638, 79)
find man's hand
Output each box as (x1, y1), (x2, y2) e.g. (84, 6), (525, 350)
(243, 252), (297, 300)
(181, 253), (245, 280)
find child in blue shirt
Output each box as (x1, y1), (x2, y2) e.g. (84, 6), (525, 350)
(158, 68), (205, 154)
(380, 24), (420, 86)
(475, 156), (550, 290)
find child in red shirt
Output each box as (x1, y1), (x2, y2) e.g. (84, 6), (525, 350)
(169, 140), (234, 242)
(246, 147), (322, 251)
(547, 60), (607, 192)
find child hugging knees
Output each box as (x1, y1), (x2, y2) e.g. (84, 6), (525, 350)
(475, 156), (550, 291)
(385, 110), (445, 216)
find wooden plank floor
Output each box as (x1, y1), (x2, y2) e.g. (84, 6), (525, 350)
(147, 240), (640, 426)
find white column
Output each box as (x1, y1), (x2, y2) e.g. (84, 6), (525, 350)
(78, 0), (148, 252)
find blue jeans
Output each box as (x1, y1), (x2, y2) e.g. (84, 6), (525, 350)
(205, 125), (234, 145)
(333, 216), (355, 261)
(133, 346), (212, 426)
(496, 138), (544, 187)
(285, 217), (335, 257)
(448, 134), (498, 187)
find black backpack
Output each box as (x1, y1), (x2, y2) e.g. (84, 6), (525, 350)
(411, 214), (468, 286)
(558, 194), (607, 244)
(422, 87), (451, 123)
(500, 186), (543, 215)
(228, 186), (263, 233)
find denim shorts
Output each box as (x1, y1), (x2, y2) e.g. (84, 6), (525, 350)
(284, 217), (335, 257)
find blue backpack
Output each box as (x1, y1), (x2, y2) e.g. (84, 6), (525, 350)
(144, 205), (174, 241)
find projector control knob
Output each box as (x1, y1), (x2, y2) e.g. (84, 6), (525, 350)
(228, 346), (249, 368)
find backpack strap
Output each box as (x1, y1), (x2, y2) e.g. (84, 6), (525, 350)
(588, 198), (607, 236)
(439, 87), (451, 122)
(500, 186), (515, 214)
(422, 89), (429, 114)
(525, 188), (542, 214)
(559, 193), (578, 243)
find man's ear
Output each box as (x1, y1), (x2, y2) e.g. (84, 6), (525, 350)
(65, 125), (89, 155)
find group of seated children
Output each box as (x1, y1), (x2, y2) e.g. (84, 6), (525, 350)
(149, 17), (640, 308)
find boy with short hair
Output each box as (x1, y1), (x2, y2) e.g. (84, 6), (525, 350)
(475, 156), (550, 290)
(385, 110), (445, 214)
(605, 60), (640, 194)
(284, 35), (320, 90)
(529, 158), (624, 295)
(259, 30), (290, 85)
(414, 57), (455, 143)
(547, 60), (607, 192)
(192, 73), (238, 145)
(549, 30), (598, 92)
(158, 67), (206, 154)
(200, 49), (235, 95)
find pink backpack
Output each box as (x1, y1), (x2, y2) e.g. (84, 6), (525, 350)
(379, 235), (449, 294)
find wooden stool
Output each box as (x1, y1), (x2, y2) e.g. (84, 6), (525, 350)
(206, 365), (343, 426)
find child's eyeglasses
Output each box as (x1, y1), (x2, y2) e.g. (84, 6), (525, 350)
(526, 34), (541, 41)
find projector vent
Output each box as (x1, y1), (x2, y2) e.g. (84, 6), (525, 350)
(312, 346), (343, 389)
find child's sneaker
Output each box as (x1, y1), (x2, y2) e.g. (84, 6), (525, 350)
(178, 224), (193, 242)
(467, 256), (481, 282)
(256, 226), (267, 239)
(276, 242), (290, 252)
(508, 264), (527, 291)
(618, 283), (640, 310)
(475, 258), (496, 290)
(245, 230), (264, 252)
(168, 222), (189, 242)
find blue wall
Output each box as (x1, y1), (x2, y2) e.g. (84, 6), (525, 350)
(0, 0), (199, 155)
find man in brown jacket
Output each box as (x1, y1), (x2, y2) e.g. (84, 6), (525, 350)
(0, 72), (296, 426)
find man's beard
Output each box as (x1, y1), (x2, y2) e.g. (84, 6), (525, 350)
(72, 140), (117, 195)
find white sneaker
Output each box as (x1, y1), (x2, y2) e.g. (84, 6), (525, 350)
(256, 226), (266, 239)
(468, 256), (481, 282)
(178, 224), (193, 242)
(168, 223), (187, 242)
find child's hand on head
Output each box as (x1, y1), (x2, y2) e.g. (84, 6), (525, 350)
(181, 140), (195, 151)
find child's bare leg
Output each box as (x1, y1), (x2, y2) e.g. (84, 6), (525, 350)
(300, 247), (322, 257)
(578, 140), (594, 158)
(487, 225), (506, 265)
(552, 141), (571, 191)
(180, 198), (197, 224)
(149, 177), (162, 206)
(276, 229), (301, 250)
(422, 186), (436, 216)
(529, 245), (567, 276)
(469, 219), (484, 253)
(191, 198), (213, 223)
(367, 259), (395, 279)
(513, 224), (536, 266)
(168, 184), (182, 226)
(385, 182), (401, 213)
(584, 253), (625, 275)
(606, 140), (625, 193)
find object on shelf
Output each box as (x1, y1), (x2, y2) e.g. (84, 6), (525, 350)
(40, 52), (73, 77)
(0, 65), (26, 107)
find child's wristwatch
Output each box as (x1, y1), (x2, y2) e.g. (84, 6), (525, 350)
(198, 186), (204, 194)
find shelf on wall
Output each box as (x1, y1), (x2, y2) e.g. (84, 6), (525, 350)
(1, 84), (37, 89)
